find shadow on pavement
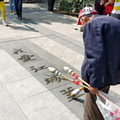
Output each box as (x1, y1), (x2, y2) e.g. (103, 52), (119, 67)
(5, 1), (77, 26)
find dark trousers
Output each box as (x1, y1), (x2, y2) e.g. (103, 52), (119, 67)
(47, 0), (55, 11)
(111, 14), (120, 20)
(14, 0), (22, 18)
(83, 86), (110, 120)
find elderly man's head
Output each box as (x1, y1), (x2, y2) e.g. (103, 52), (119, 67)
(78, 7), (98, 25)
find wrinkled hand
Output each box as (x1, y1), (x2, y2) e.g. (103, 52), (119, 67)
(88, 87), (99, 95)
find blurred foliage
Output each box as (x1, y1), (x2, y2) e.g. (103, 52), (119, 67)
(55, 0), (94, 16)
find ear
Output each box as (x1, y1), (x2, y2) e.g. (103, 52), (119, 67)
(81, 17), (88, 25)
(85, 16), (91, 22)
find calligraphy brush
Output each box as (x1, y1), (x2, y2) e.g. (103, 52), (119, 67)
(48, 67), (89, 89)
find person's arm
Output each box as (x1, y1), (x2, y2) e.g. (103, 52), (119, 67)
(104, 0), (114, 6)
(82, 20), (107, 94)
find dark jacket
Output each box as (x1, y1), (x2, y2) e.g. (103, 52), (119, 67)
(81, 15), (120, 89)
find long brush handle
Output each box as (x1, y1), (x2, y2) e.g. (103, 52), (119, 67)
(78, 77), (90, 87)
(78, 78), (118, 108)
(61, 74), (73, 82)
(63, 67), (119, 106)
(61, 68), (118, 105)
(63, 66), (90, 87)
(48, 67), (89, 89)
(61, 74), (89, 89)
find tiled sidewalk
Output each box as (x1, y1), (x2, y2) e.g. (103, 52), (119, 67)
(0, 1), (120, 120)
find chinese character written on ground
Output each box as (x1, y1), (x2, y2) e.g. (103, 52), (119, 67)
(44, 74), (62, 84)
(13, 48), (37, 63)
(60, 87), (74, 96)
(44, 73), (84, 102)
(44, 74), (67, 84)
(13, 48), (26, 54)
(18, 54), (36, 62)
(30, 65), (48, 73)
(60, 87), (84, 102)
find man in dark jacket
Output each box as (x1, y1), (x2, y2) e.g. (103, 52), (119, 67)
(78, 6), (120, 120)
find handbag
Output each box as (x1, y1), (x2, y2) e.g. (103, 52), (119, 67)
(96, 91), (120, 120)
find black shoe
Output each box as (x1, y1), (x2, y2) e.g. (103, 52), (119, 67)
(17, 17), (22, 20)
(80, 26), (84, 32)
(19, 18), (22, 20)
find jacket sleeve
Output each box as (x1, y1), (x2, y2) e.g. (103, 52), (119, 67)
(81, 20), (107, 88)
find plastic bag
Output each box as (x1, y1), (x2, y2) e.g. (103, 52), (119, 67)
(96, 91), (120, 120)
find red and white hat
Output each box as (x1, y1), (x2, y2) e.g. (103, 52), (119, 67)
(77, 7), (98, 25)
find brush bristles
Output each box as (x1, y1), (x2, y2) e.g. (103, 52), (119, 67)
(70, 89), (80, 97)
(48, 67), (56, 73)
(63, 66), (69, 71)
(70, 93), (76, 97)
(48, 67), (61, 75)
(63, 66), (73, 74)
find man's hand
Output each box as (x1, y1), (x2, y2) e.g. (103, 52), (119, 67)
(88, 87), (99, 95)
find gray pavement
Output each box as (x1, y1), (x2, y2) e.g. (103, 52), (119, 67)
(0, 1), (120, 120)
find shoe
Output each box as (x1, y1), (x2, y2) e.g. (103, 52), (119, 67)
(17, 17), (22, 20)
(13, 11), (17, 15)
(19, 18), (22, 20)
(47, 10), (53, 13)
(2, 21), (8, 26)
(10, 10), (13, 13)
(80, 26), (84, 32)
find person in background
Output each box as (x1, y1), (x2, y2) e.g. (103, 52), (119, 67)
(0, 0), (8, 26)
(9, 0), (16, 14)
(47, 0), (55, 12)
(14, 0), (23, 20)
(77, 6), (120, 120)
(105, 0), (120, 19)
(104, 1), (114, 16)
(95, 0), (114, 16)
(95, 0), (105, 15)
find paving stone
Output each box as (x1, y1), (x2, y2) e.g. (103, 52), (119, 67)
(50, 83), (85, 119)
(0, 50), (31, 85)
(48, 35), (70, 44)
(11, 46), (43, 65)
(23, 60), (49, 76)
(0, 103), (28, 120)
(1, 2), (120, 120)
(2, 37), (25, 42)
(0, 82), (14, 107)
(17, 91), (80, 120)
(0, 39), (84, 118)
(35, 72), (71, 90)
(47, 110), (81, 120)
(6, 76), (47, 100)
